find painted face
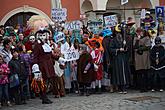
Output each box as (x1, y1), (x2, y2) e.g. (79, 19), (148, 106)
(37, 32), (48, 43)
(29, 35), (35, 43)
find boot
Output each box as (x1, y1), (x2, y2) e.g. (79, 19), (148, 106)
(7, 101), (12, 106)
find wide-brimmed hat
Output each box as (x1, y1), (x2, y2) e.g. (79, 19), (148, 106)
(35, 28), (50, 36)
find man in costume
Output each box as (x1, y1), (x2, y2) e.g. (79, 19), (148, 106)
(32, 29), (55, 104)
(109, 23), (131, 94)
(27, 15), (55, 104)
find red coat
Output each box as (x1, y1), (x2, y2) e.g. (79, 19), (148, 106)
(33, 42), (55, 79)
(92, 49), (103, 80)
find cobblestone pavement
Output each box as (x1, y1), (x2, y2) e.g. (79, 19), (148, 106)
(2, 90), (165, 110)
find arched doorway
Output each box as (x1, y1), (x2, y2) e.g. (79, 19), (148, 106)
(5, 12), (37, 28)
(81, 0), (93, 14)
(81, 0), (95, 23)
(105, 0), (153, 25)
(0, 6), (52, 26)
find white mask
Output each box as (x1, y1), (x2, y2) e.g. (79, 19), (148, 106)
(29, 36), (35, 43)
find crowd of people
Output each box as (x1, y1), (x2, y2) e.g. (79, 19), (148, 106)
(0, 11), (165, 108)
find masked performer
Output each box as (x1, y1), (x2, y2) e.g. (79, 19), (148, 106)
(28, 16), (54, 104)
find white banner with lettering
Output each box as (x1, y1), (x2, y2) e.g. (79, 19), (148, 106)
(64, 49), (80, 61)
(52, 8), (67, 21)
(64, 20), (83, 31)
(104, 15), (118, 28)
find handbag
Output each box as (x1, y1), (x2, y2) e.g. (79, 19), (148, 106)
(9, 74), (20, 88)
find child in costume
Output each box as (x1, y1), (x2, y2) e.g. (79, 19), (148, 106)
(91, 42), (103, 94)
(150, 37), (165, 92)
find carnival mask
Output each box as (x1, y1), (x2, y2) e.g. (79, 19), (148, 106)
(29, 35), (35, 43)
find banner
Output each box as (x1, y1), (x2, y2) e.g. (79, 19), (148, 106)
(104, 15), (118, 28)
(121, 0), (128, 5)
(64, 49), (80, 61)
(155, 6), (164, 20)
(52, 8), (67, 21)
(64, 20), (83, 31)
(87, 20), (103, 34)
(54, 32), (65, 43)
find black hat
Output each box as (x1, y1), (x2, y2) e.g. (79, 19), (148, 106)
(35, 29), (50, 36)
(155, 37), (161, 45)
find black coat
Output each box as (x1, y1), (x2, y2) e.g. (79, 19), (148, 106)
(109, 34), (131, 86)
(9, 57), (27, 80)
(150, 45), (165, 78)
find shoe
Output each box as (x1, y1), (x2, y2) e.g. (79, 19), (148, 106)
(151, 89), (155, 92)
(7, 101), (12, 106)
(31, 96), (36, 99)
(123, 91), (127, 94)
(79, 92), (84, 96)
(60, 93), (65, 97)
(42, 98), (53, 104)
(75, 91), (79, 94)
(21, 100), (27, 104)
(160, 89), (164, 92)
(54, 95), (60, 98)
(118, 91), (123, 94)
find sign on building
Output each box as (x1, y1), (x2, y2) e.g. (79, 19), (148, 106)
(104, 15), (118, 28)
(52, 8), (67, 21)
(64, 20), (83, 31)
(121, 0), (128, 5)
(155, 6), (164, 20)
